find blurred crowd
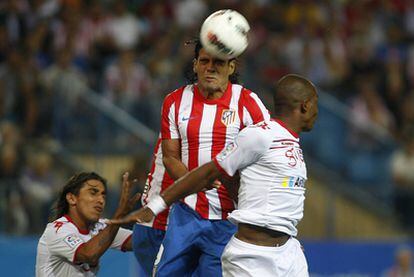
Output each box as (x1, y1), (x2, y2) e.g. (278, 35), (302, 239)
(0, 0), (414, 235)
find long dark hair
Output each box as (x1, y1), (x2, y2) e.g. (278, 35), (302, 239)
(49, 172), (107, 221)
(184, 39), (239, 84)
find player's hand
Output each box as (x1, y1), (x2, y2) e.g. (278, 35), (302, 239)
(202, 179), (222, 191)
(108, 207), (155, 225)
(114, 172), (141, 219)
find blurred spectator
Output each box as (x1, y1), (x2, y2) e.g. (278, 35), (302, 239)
(391, 131), (414, 229)
(41, 49), (89, 141)
(29, 0), (61, 21)
(0, 0), (28, 45)
(399, 92), (414, 139)
(348, 77), (395, 150)
(137, 1), (172, 45)
(21, 151), (58, 234)
(106, 1), (142, 51)
(0, 142), (27, 235)
(0, 48), (40, 137)
(379, 49), (409, 129)
(104, 49), (153, 123)
(173, 0), (207, 31)
(383, 246), (414, 277)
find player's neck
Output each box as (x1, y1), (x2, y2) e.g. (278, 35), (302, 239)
(68, 210), (92, 231)
(197, 84), (227, 100)
(274, 116), (301, 136)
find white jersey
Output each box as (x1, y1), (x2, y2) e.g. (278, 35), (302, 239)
(36, 215), (132, 277)
(214, 119), (307, 236)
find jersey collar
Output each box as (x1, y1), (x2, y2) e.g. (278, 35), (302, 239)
(272, 118), (299, 138)
(64, 215), (90, 235)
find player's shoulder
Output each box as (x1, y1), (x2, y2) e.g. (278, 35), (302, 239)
(237, 85), (254, 97)
(44, 216), (77, 237)
(238, 121), (274, 146)
(270, 119), (300, 141)
(164, 85), (188, 99)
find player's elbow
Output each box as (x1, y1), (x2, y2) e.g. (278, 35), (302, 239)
(75, 248), (100, 265)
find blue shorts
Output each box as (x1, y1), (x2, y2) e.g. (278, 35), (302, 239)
(155, 202), (236, 277)
(132, 224), (165, 276)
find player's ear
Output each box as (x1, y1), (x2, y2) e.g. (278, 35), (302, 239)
(228, 59), (236, 75)
(66, 193), (77, 206)
(301, 99), (312, 114)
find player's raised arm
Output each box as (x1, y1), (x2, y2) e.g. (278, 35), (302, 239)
(74, 173), (140, 264)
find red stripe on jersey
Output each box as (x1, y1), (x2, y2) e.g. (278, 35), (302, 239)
(238, 96), (245, 130)
(186, 94), (209, 218)
(211, 89), (235, 219)
(161, 87), (185, 139)
(241, 88), (266, 123)
(186, 98), (203, 170)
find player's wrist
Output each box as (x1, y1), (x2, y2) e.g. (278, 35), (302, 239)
(146, 195), (168, 216)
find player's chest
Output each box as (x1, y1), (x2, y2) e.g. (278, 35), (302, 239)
(177, 103), (241, 139)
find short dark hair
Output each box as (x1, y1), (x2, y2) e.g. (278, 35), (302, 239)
(184, 39), (239, 84)
(49, 172), (107, 221)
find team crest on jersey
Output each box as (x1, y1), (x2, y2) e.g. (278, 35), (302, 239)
(221, 109), (236, 126)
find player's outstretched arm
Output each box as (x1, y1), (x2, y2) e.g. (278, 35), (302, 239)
(74, 173), (140, 264)
(161, 161), (221, 205)
(109, 162), (221, 225)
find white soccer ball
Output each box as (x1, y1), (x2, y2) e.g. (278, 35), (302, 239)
(200, 9), (250, 59)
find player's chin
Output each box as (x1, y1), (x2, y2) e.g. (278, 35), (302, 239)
(302, 123), (315, 132)
(89, 212), (101, 222)
(201, 79), (218, 87)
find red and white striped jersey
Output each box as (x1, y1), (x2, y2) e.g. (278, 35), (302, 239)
(161, 82), (270, 220)
(140, 136), (174, 231)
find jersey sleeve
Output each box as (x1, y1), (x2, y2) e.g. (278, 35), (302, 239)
(45, 223), (85, 263)
(95, 219), (132, 251)
(241, 90), (271, 126)
(213, 122), (272, 177)
(161, 93), (180, 140)
(110, 227), (132, 251)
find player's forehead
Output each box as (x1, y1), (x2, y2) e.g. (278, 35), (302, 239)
(198, 48), (228, 63)
(80, 179), (106, 193)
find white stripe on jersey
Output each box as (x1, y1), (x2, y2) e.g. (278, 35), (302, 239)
(168, 103), (178, 139)
(178, 86), (194, 169)
(243, 106), (253, 126)
(198, 104), (222, 218)
(227, 85), (242, 145)
(179, 86), (196, 209)
(198, 104), (216, 165)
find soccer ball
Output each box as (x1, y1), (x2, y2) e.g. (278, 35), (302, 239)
(200, 9), (250, 59)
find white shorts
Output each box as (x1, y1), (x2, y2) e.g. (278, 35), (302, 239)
(221, 236), (308, 277)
